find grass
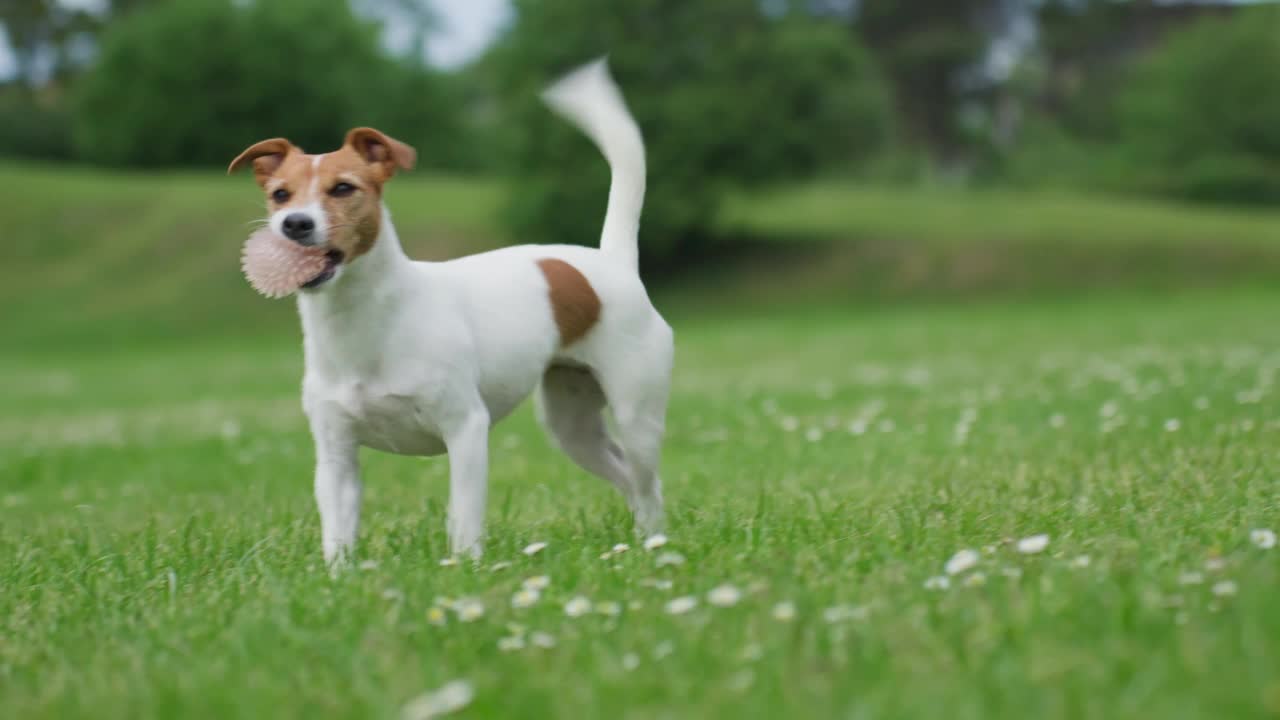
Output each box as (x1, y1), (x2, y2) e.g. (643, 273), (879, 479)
(4, 289), (1280, 719)
(721, 182), (1280, 249)
(5, 163), (1280, 717)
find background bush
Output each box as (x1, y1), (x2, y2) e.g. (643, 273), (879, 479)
(1116, 6), (1280, 205)
(0, 88), (73, 161)
(72, 0), (463, 168)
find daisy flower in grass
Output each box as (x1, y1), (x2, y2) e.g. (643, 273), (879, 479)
(665, 596), (697, 615)
(771, 601), (797, 622)
(923, 576), (950, 591)
(401, 680), (474, 720)
(644, 534), (669, 551)
(945, 549), (979, 575)
(522, 541), (548, 556)
(455, 598), (484, 623)
(522, 576), (550, 591)
(1251, 529), (1276, 549)
(707, 584), (742, 607)
(1016, 534), (1050, 554)
(564, 596), (592, 618)
(511, 588), (540, 609)
(655, 552), (686, 568)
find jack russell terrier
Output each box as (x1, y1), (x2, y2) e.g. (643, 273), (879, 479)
(228, 59), (672, 563)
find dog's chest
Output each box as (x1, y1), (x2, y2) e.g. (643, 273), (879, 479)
(323, 381), (447, 457)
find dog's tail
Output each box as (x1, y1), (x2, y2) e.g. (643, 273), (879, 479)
(542, 58), (646, 272)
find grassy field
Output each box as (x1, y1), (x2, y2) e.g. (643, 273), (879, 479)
(4, 164), (1280, 718)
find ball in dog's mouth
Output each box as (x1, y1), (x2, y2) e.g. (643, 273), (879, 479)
(241, 228), (345, 298)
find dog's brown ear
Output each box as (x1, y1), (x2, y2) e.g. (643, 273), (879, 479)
(228, 138), (295, 186)
(344, 127), (417, 179)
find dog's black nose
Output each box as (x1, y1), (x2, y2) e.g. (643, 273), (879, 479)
(282, 213), (315, 242)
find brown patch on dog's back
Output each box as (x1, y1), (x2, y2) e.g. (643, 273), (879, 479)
(537, 259), (601, 346)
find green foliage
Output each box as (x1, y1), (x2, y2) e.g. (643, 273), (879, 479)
(489, 1), (892, 267)
(0, 88), (74, 160)
(854, 0), (991, 159)
(1117, 7), (1280, 205)
(71, 0), (463, 168)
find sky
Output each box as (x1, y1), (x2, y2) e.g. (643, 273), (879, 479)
(0, 0), (511, 80)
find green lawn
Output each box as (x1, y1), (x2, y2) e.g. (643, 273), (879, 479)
(4, 164), (1280, 718)
(4, 289), (1280, 719)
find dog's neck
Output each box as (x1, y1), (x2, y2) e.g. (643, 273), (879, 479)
(296, 204), (416, 377)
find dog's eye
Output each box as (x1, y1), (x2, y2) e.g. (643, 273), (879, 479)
(329, 182), (357, 197)
(271, 188), (291, 203)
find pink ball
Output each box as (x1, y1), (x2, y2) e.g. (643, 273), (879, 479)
(241, 228), (332, 298)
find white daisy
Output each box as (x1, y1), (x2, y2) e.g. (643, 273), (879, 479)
(455, 598), (484, 623)
(1070, 555), (1091, 569)
(497, 635), (525, 652)
(488, 561), (512, 572)
(438, 557), (458, 567)
(612, 543), (631, 554)
(643, 534), (669, 551)
(1016, 534), (1050, 554)
(530, 632), (556, 649)
(945, 548), (980, 575)
(706, 584), (742, 607)
(1251, 528), (1277, 549)
(665, 596), (698, 615)
(771, 601), (796, 622)
(563, 596), (592, 618)
(1205, 557), (1227, 572)
(522, 541), (548, 556)
(1211, 580), (1238, 597)
(1177, 571), (1204, 586)
(596, 601), (622, 617)
(522, 575), (550, 591)
(1164, 418), (1181, 432)
(621, 653), (641, 671)
(426, 607), (447, 626)
(511, 588), (540, 609)
(401, 680), (474, 720)
(963, 572), (987, 587)
(923, 575), (950, 590)
(655, 551), (686, 568)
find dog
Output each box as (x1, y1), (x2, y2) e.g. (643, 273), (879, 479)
(228, 59), (672, 563)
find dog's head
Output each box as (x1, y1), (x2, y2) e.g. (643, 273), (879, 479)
(228, 128), (416, 290)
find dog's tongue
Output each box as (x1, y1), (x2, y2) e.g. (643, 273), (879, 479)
(241, 228), (330, 299)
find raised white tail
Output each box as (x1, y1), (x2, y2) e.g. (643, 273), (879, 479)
(542, 58), (647, 272)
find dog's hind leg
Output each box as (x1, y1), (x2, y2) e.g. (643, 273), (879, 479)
(536, 365), (638, 509)
(596, 321), (674, 538)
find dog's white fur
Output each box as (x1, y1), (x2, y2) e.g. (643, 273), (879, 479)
(275, 59), (671, 562)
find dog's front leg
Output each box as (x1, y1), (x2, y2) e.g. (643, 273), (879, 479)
(310, 413), (361, 567)
(444, 408), (490, 558)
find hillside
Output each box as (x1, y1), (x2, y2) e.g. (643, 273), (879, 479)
(7, 162), (1280, 349)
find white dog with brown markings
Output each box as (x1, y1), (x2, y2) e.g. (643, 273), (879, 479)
(228, 59), (672, 563)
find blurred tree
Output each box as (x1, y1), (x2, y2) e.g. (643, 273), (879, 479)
(71, 0), (465, 168)
(853, 0), (992, 165)
(0, 0), (100, 86)
(489, 0), (891, 268)
(1116, 5), (1280, 205)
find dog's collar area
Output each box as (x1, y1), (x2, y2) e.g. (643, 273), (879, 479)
(301, 249), (346, 290)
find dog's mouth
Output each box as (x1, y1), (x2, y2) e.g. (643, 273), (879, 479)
(301, 249), (346, 290)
